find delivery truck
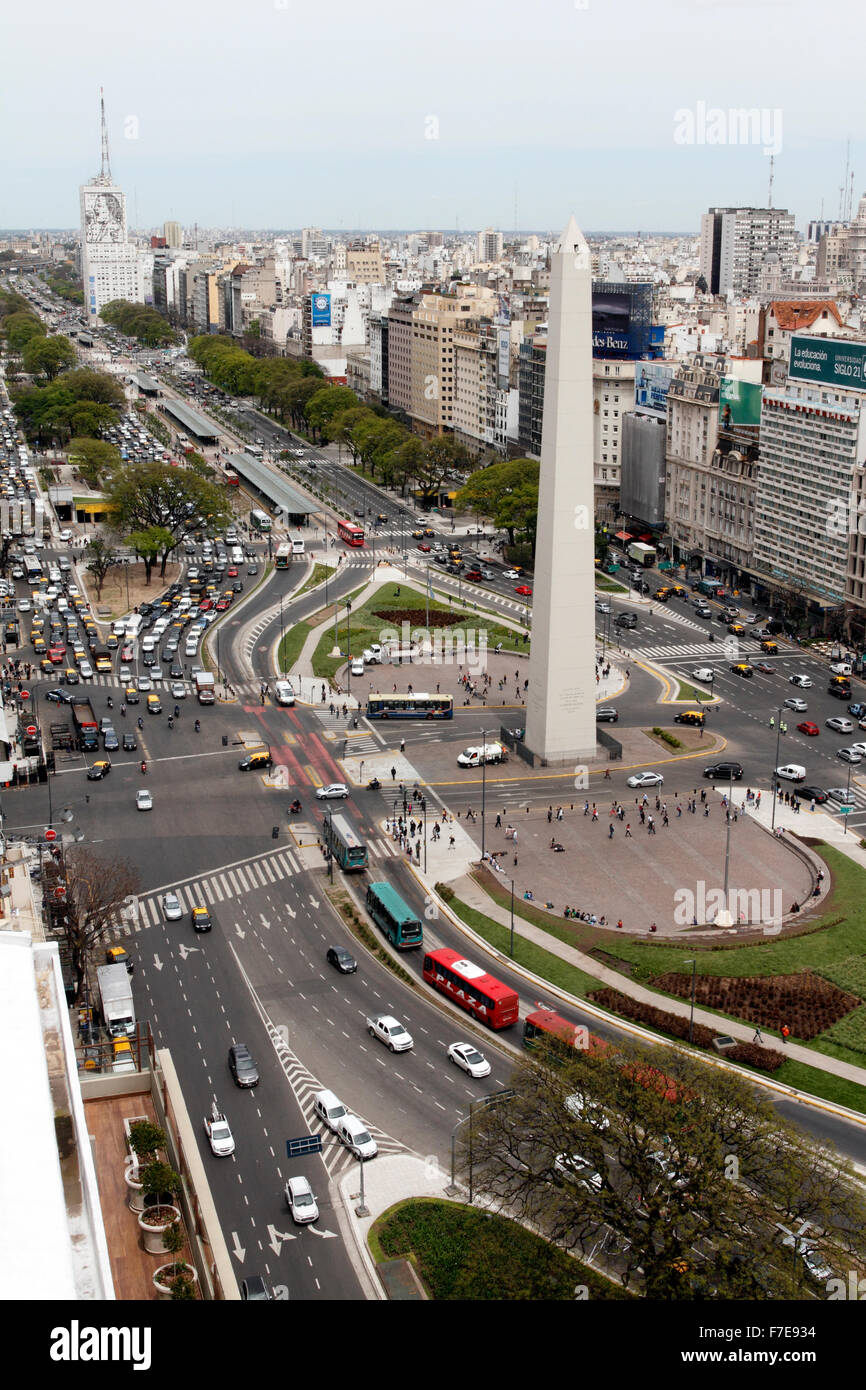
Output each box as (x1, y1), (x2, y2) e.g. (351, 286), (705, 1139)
(96, 962), (135, 1038)
(627, 541), (657, 567)
(71, 699), (99, 751)
(195, 671), (215, 705)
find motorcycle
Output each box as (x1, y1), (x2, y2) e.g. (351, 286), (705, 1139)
(194, 719), (201, 733)
(366, 777), (381, 791)
(289, 799), (302, 814)
(140, 761), (147, 775)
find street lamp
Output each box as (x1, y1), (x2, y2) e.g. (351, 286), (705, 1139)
(509, 878), (515, 958)
(684, 958), (697, 1044)
(345, 599), (353, 705)
(770, 706), (783, 830)
(480, 726), (488, 864)
(324, 807), (333, 883)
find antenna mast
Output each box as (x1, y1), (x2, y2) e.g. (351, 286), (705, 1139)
(99, 87), (112, 181)
(767, 153), (774, 210)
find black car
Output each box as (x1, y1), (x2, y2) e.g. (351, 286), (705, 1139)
(615, 613), (637, 628)
(246, 565), (258, 576)
(86, 761), (111, 780)
(327, 946), (357, 974)
(232, 580), (243, 593)
(241, 1276), (271, 1301)
(142, 650), (156, 666)
(828, 685), (851, 700)
(596, 707), (618, 723)
(45, 688), (74, 704)
(103, 731), (120, 751)
(799, 785), (829, 804)
(170, 661), (184, 679)
(703, 761), (743, 781)
(122, 732), (137, 751)
(228, 1043), (260, 1088)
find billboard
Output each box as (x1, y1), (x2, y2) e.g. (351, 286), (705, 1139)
(311, 293), (331, 327)
(719, 377), (762, 429)
(788, 335), (866, 390)
(634, 362), (674, 419)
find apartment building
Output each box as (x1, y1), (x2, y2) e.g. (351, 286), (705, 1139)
(594, 359), (635, 515)
(346, 244), (384, 284)
(699, 207), (798, 298)
(664, 357), (725, 561)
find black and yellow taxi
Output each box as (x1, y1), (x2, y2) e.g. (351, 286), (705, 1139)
(62, 667), (79, 684)
(125, 686), (140, 704)
(728, 623), (745, 636)
(668, 585), (687, 598)
(32, 636), (47, 656)
(191, 905), (212, 933)
(39, 657), (54, 674)
(86, 759), (112, 781)
(730, 663), (754, 679)
(238, 749), (273, 772)
(674, 709), (705, 726)
(760, 639), (778, 654)
(654, 587), (671, 601)
(146, 693), (162, 714)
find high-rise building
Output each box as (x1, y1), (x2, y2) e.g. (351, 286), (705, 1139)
(699, 207), (797, 298)
(476, 228), (503, 263)
(163, 221), (182, 249)
(79, 91), (140, 324)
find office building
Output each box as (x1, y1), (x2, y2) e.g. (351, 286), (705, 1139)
(699, 206), (797, 298)
(79, 92), (140, 323)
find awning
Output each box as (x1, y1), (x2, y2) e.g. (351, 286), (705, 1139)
(615, 530), (633, 541)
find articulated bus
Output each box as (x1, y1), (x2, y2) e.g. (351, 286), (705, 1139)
(322, 813), (368, 872)
(337, 519), (364, 547)
(365, 881), (423, 949)
(274, 542), (292, 570)
(422, 947), (519, 1029)
(366, 693), (453, 720)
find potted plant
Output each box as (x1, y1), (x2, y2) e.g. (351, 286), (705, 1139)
(137, 1161), (182, 1254)
(153, 1221), (199, 1299)
(127, 1119), (166, 1167)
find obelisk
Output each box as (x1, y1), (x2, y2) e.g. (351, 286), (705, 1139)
(523, 216), (598, 764)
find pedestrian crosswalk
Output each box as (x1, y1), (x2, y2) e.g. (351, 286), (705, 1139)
(111, 845), (303, 936)
(633, 639), (762, 661)
(314, 708), (380, 753)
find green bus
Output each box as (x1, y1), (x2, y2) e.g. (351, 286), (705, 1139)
(322, 813), (368, 872)
(365, 881), (423, 950)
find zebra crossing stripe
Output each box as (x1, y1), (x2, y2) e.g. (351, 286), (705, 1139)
(270, 858), (285, 879)
(259, 859), (276, 883)
(227, 869), (243, 894)
(205, 878), (220, 903)
(284, 850), (299, 873)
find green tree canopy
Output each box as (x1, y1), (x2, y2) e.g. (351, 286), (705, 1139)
(67, 437), (122, 488)
(106, 462), (230, 576)
(127, 526), (175, 585)
(22, 334), (77, 381)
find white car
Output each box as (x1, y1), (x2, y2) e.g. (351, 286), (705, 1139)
(847, 743), (866, 757)
(137, 676), (152, 692)
(626, 771), (664, 789)
(552, 1152), (603, 1190)
(691, 668), (714, 683)
(136, 789), (153, 811)
(350, 657), (364, 677)
(503, 569), (521, 580)
(316, 783), (349, 799)
(780, 1234), (833, 1283)
(564, 1091), (610, 1129)
(775, 764), (806, 782)
(203, 1104), (235, 1157)
(784, 697), (808, 712)
(789, 674), (813, 688)
(163, 892), (182, 920)
(336, 1114), (378, 1160)
(285, 1175), (319, 1224)
(58, 529), (73, 542)
(826, 717), (854, 734)
(171, 681), (186, 698)
(447, 1042), (492, 1078)
(79, 661), (94, 679)
(17, 598), (31, 612)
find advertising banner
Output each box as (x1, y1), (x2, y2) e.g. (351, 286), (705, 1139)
(788, 335), (866, 389)
(634, 362), (674, 418)
(719, 377), (762, 428)
(311, 293), (331, 328)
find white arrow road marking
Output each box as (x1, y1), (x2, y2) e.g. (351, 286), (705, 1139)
(178, 944), (201, 960)
(308, 1226), (339, 1239)
(268, 1224), (297, 1254)
(309, 896), (320, 908)
(152, 954), (164, 971)
(235, 923), (246, 940)
(231, 1231), (246, 1261)
(260, 914), (271, 931)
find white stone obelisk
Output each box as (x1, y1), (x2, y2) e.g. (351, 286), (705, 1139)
(524, 216), (598, 764)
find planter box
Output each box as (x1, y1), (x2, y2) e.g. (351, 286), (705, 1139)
(125, 1166), (145, 1213)
(153, 1262), (199, 1300)
(138, 1204), (180, 1255)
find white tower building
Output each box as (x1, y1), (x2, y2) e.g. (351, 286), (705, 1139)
(80, 90), (140, 324)
(524, 216), (598, 764)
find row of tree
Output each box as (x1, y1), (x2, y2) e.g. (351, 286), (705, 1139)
(101, 298), (176, 347)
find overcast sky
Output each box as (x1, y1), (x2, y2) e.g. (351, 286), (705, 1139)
(3, 0), (861, 235)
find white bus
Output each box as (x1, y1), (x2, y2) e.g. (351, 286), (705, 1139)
(250, 508), (272, 533)
(288, 530), (305, 555)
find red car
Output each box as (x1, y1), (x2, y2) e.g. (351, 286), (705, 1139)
(417, 543), (431, 552)
(753, 661), (775, 675)
(227, 566), (238, 577)
(199, 598), (213, 611)
(797, 720), (820, 736)
(515, 585), (533, 597)
(48, 647), (66, 665)
(121, 644), (134, 662)
(215, 598), (231, 611)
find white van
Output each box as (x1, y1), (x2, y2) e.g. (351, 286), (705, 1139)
(775, 764), (806, 783)
(336, 1114), (378, 1159)
(313, 1089), (348, 1132)
(830, 662), (853, 677)
(275, 680), (295, 706)
(141, 635), (156, 654)
(185, 637), (199, 658)
(231, 546), (244, 565)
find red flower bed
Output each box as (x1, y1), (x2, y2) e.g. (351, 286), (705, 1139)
(651, 970), (858, 1041)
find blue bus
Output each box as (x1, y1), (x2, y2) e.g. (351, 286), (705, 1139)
(366, 693), (453, 720)
(365, 881), (423, 949)
(322, 813), (367, 872)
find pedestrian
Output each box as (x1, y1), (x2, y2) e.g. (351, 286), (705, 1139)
(547, 806), (552, 823)
(556, 807), (563, 821)
(390, 766), (396, 781)
(704, 805), (709, 817)
(663, 812), (669, 827)
(495, 813), (501, 828)
(625, 824), (632, 836)
(810, 798), (815, 813)
(608, 823), (615, 839)
(616, 919), (623, 930)
(400, 738), (405, 754)
(753, 1026), (764, 1045)
(591, 805), (598, 822)
(781, 1024), (790, 1044)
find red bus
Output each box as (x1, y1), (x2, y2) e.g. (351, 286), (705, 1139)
(337, 519), (364, 547)
(422, 948), (519, 1030)
(223, 469), (239, 486)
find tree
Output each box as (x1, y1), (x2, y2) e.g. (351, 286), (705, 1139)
(22, 334), (77, 381)
(67, 437), (122, 488)
(305, 386), (359, 441)
(465, 1039), (866, 1299)
(58, 846), (141, 1003)
(127, 527), (175, 585)
(61, 368), (126, 409)
(85, 537), (118, 600)
(106, 463), (230, 577)
(414, 436), (471, 507)
(3, 311), (45, 353)
(323, 406), (373, 463)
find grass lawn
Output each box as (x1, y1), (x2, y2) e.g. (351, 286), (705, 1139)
(277, 620), (310, 675)
(371, 1199), (630, 1299)
(674, 679), (713, 703)
(595, 574), (629, 593)
(310, 580), (530, 680)
(293, 562), (335, 599)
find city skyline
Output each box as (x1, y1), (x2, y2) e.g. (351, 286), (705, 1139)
(4, 0), (862, 232)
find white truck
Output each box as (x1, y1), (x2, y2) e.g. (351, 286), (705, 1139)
(365, 1013), (414, 1053)
(96, 963), (135, 1039)
(195, 671), (215, 705)
(457, 742), (508, 767)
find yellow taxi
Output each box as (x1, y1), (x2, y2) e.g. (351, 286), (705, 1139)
(94, 654), (112, 673)
(760, 640), (778, 654)
(147, 693), (162, 714)
(33, 637), (47, 655)
(63, 668), (79, 685)
(40, 657), (54, 674)
(191, 906), (212, 933)
(728, 623), (745, 636)
(125, 686), (140, 705)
